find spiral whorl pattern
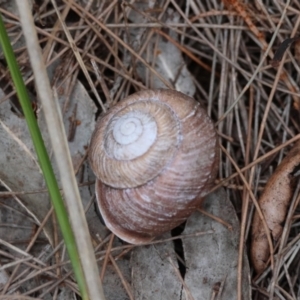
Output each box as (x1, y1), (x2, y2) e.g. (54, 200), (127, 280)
(89, 93), (181, 188)
(109, 111), (156, 160)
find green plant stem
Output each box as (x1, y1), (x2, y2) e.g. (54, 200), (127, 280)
(0, 14), (89, 300)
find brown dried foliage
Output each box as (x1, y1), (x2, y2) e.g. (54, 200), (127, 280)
(251, 141), (300, 273)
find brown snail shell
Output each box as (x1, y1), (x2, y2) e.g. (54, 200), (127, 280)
(89, 89), (219, 244)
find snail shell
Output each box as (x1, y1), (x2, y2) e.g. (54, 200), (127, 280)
(89, 89), (219, 244)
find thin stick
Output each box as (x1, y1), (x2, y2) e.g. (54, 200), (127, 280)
(15, 2), (105, 299)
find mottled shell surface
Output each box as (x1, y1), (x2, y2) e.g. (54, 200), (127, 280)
(89, 89), (218, 244)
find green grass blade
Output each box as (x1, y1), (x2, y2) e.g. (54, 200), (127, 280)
(0, 13), (89, 300)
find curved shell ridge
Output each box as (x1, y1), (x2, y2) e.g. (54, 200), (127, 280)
(101, 184), (173, 231)
(98, 181), (193, 236)
(122, 186), (182, 221)
(152, 104), (218, 194)
(125, 183), (199, 225)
